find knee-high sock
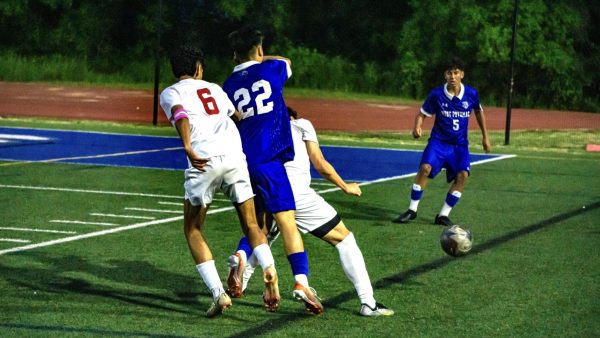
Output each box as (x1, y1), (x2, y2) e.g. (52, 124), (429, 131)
(409, 184), (423, 211)
(335, 232), (376, 308)
(439, 190), (462, 217)
(287, 251), (309, 287)
(196, 260), (224, 300)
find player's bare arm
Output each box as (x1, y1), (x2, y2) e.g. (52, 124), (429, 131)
(172, 106), (209, 171)
(305, 141), (361, 197)
(413, 112), (426, 138)
(474, 109), (492, 153)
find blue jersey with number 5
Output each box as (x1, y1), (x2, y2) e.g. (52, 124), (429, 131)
(223, 60), (293, 166)
(421, 83), (482, 145)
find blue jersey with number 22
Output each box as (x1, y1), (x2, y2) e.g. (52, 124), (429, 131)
(421, 83), (482, 145)
(222, 60), (293, 166)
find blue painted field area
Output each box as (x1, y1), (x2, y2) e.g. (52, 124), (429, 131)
(0, 127), (503, 182)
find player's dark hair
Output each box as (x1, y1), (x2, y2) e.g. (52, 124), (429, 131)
(170, 45), (205, 78)
(228, 26), (264, 59)
(287, 106), (298, 119)
(444, 56), (465, 71)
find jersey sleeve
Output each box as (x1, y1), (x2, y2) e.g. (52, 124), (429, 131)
(265, 59), (292, 85)
(471, 88), (483, 111)
(298, 119), (319, 144)
(420, 91), (436, 117)
(159, 87), (181, 124)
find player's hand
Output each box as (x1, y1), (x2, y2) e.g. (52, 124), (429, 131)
(412, 127), (422, 139)
(344, 183), (362, 197)
(482, 137), (492, 153)
(186, 150), (210, 171)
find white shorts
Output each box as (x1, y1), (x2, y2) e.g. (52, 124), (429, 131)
(293, 189), (339, 236)
(184, 154), (254, 207)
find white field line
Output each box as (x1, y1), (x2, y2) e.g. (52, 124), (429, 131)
(0, 208), (235, 255)
(0, 227), (76, 234)
(89, 213), (155, 220)
(0, 147), (182, 166)
(49, 220), (116, 226)
(0, 184), (182, 199)
(158, 201), (182, 206)
(0, 216), (183, 256)
(310, 181), (335, 186)
(125, 207), (180, 214)
(317, 154), (517, 193)
(0, 238), (31, 243)
(0, 153), (513, 256)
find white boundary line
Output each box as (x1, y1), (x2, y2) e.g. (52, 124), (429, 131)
(0, 184), (182, 199)
(89, 213), (155, 220)
(0, 226), (76, 234)
(0, 238), (31, 243)
(0, 216), (182, 256)
(49, 220), (116, 226)
(0, 151), (515, 256)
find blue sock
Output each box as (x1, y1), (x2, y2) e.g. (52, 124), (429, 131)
(445, 192), (461, 207)
(411, 187), (424, 201)
(236, 236), (253, 259)
(287, 251), (309, 277)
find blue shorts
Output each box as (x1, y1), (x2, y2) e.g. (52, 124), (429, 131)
(248, 161), (296, 213)
(421, 138), (471, 182)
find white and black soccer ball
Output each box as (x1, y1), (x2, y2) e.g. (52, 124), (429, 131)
(440, 225), (473, 257)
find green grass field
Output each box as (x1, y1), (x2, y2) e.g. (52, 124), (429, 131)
(1, 118), (599, 337)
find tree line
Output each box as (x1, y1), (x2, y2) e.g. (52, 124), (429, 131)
(0, 0), (597, 112)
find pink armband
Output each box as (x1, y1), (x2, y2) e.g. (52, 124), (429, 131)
(172, 108), (189, 123)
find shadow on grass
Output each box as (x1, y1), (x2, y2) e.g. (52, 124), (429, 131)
(0, 253), (203, 315)
(227, 200), (600, 338)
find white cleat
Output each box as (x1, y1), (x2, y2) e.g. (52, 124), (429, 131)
(206, 292), (232, 318)
(359, 302), (394, 317)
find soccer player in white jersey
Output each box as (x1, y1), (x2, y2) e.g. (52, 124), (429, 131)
(393, 57), (491, 226)
(233, 107), (394, 317)
(159, 45), (280, 317)
(222, 27), (323, 314)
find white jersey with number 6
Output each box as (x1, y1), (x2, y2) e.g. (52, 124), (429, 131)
(160, 78), (244, 159)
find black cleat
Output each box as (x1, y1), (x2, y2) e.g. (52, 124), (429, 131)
(434, 214), (453, 227)
(392, 210), (417, 223)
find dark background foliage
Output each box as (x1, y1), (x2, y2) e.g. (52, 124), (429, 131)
(0, 0), (597, 111)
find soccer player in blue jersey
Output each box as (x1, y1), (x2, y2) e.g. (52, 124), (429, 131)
(393, 57), (491, 226)
(222, 26), (323, 314)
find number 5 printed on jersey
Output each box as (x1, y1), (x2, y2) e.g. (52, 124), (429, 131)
(233, 80), (274, 119)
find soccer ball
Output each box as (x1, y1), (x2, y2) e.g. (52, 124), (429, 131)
(440, 225), (473, 257)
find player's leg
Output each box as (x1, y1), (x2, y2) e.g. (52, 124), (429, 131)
(435, 144), (470, 226)
(234, 199), (280, 311)
(184, 200), (231, 317)
(222, 155), (280, 310)
(310, 217), (394, 316)
(394, 140), (443, 223)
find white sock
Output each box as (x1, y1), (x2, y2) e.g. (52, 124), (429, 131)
(236, 249), (247, 264)
(242, 254), (258, 292)
(335, 233), (375, 308)
(295, 274), (309, 287)
(196, 260), (224, 300)
(439, 191), (462, 217)
(252, 243), (275, 270)
(409, 183), (422, 211)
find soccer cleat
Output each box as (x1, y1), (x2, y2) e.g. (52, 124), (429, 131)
(206, 292), (232, 318)
(292, 282), (324, 315)
(392, 209), (417, 223)
(266, 224), (280, 245)
(227, 253), (244, 298)
(262, 266), (280, 312)
(434, 214), (453, 227)
(359, 302), (395, 317)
